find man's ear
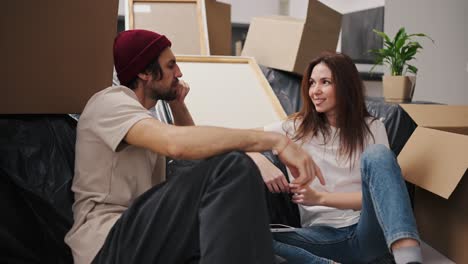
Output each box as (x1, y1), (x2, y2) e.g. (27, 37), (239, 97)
(137, 72), (151, 81)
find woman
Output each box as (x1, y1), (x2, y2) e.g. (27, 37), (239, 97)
(250, 52), (422, 264)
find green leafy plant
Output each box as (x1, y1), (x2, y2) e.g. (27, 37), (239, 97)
(370, 27), (434, 76)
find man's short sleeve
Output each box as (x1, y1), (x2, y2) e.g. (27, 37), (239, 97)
(264, 119), (296, 137)
(84, 87), (153, 152)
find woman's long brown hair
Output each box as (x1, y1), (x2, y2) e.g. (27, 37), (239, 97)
(289, 52), (374, 164)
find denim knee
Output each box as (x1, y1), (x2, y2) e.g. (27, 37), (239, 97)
(361, 144), (395, 167)
(361, 144), (398, 181)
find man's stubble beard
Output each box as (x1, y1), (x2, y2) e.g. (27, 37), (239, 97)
(150, 79), (178, 101)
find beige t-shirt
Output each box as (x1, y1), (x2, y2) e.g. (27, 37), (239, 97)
(65, 86), (166, 264)
(265, 117), (389, 228)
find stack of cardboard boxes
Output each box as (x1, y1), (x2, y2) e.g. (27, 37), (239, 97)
(399, 104), (468, 263)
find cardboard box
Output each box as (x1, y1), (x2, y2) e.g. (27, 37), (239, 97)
(129, 0), (231, 56)
(0, 0), (118, 114)
(398, 104), (468, 263)
(205, 0), (231, 55)
(241, 0), (341, 75)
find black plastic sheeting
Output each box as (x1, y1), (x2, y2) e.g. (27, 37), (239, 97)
(0, 115), (75, 264)
(365, 98), (417, 156)
(260, 65), (303, 115)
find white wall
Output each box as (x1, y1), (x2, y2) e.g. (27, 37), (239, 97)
(290, 0), (384, 18)
(385, 0), (468, 104)
(118, 0), (125, 16)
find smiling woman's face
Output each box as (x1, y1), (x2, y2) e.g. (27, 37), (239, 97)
(308, 62), (337, 125)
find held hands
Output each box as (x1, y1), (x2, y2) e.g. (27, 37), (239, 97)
(290, 184), (324, 206)
(254, 154), (290, 193)
(275, 137), (325, 188)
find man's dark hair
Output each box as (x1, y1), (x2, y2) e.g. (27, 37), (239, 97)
(127, 57), (163, 90)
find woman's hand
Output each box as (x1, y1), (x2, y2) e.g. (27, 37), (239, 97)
(290, 185), (363, 210)
(290, 184), (324, 206)
(247, 152), (289, 193)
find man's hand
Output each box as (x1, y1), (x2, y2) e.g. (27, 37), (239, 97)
(171, 79), (190, 104)
(167, 80), (195, 126)
(276, 138), (325, 187)
(249, 153), (289, 193)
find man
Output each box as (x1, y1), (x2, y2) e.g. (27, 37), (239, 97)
(65, 29), (323, 264)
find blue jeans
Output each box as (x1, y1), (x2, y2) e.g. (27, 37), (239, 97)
(273, 144), (420, 264)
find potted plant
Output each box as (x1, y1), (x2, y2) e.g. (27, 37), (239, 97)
(370, 27), (434, 102)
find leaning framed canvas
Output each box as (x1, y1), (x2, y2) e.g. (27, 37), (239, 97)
(174, 56), (287, 129)
(128, 0), (210, 55)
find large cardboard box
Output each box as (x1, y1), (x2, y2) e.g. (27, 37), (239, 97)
(398, 104), (468, 263)
(0, 0), (118, 114)
(129, 0), (231, 56)
(241, 0), (341, 75)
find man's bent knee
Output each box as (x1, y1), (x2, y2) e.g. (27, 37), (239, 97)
(207, 151), (264, 188)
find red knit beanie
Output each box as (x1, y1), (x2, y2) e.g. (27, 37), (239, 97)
(114, 29), (172, 86)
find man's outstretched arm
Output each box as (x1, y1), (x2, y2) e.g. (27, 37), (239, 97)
(124, 118), (323, 186)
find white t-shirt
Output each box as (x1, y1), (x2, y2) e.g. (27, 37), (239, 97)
(264, 117), (389, 228)
(65, 86), (167, 264)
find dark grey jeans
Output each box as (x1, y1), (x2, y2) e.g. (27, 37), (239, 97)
(92, 151), (274, 264)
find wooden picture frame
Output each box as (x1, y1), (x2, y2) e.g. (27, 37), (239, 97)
(128, 0), (210, 55)
(174, 56), (287, 129)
